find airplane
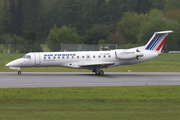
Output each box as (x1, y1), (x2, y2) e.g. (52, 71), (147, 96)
(5, 30), (173, 75)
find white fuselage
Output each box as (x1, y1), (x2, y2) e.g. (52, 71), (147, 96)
(6, 47), (158, 70)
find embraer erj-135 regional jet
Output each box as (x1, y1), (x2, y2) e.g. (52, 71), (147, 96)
(6, 30), (173, 75)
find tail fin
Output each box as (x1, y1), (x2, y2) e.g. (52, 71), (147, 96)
(145, 30), (173, 52)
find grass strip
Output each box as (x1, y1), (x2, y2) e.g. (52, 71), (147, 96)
(0, 86), (180, 120)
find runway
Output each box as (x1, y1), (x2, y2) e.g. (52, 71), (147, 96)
(0, 72), (180, 88)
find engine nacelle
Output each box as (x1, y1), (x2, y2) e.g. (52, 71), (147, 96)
(116, 49), (144, 60)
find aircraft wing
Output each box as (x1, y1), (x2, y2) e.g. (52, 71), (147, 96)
(78, 62), (115, 69)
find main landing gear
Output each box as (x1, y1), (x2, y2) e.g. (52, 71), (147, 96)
(93, 70), (104, 75)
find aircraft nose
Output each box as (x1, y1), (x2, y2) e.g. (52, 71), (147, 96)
(5, 62), (12, 67)
(5, 63), (10, 67)
(5, 60), (18, 67)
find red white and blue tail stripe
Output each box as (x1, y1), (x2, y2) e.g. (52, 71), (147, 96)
(145, 31), (173, 51)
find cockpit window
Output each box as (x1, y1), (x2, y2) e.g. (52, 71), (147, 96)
(26, 55), (31, 59)
(22, 55), (31, 59)
(22, 55), (27, 58)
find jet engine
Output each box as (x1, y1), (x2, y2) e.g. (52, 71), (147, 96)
(116, 49), (144, 60)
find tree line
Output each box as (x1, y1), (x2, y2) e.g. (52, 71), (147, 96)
(0, 0), (180, 52)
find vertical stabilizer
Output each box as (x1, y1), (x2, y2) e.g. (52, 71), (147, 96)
(145, 30), (173, 52)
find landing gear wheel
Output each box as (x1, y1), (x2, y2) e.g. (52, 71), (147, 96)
(99, 70), (104, 75)
(95, 71), (99, 75)
(95, 70), (104, 75)
(18, 71), (21, 75)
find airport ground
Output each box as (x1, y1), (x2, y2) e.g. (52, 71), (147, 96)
(0, 53), (180, 119)
(0, 86), (180, 120)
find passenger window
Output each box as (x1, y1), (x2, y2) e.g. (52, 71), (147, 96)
(82, 56), (84, 58)
(109, 55), (111, 58)
(67, 56), (69, 59)
(98, 55), (101, 58)
(62, 56), (64, 59)
(93, 55), (95, 58)
(54, 56), (56, 59)
(72, 56), (74, 59)
(77, 56), (79, 58)
(44, 57), (46, 59)
(48, 57), (50, 59)
(104, 55), (106, 58)
(58, 56), (60, 59)
(26, 55), (31, 59)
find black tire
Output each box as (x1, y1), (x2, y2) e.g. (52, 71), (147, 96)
(95, 70), (104, 75)
(95, 71), (99, 75)
(99, 70), (104, 75)
(18, 71), (21, 75)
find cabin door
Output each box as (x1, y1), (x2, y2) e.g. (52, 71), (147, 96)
(35, 53), (40, 65)
(86, 54), (90, 61)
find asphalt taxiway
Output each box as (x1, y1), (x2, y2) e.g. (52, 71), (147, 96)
(0, 72), (180, 88)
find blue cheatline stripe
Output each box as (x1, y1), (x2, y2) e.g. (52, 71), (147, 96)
(145, 34), (158, 50)
(149, 34), (163, 50)
(149, 34), (161, 50)
(151, 34), (165, 50)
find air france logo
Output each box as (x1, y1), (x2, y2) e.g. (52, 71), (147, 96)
(44, 54), (76, 57)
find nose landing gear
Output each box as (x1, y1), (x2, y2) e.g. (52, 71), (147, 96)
(8, 67), (22, 75)
(18, 71), (22, 75)
(17, 67), (22, 75)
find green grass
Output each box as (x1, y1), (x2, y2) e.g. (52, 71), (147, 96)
(40, 44), (50, 52)
(0, 53), (180, 72)
(0, 86), (180, 120)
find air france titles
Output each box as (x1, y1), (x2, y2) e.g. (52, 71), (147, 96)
(44, 53), (76, 61)
(44, 54), (76, 57)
